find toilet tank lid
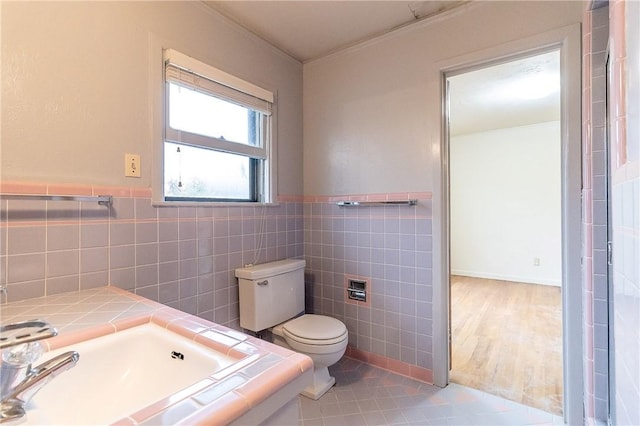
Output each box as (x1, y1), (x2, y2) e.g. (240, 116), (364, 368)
(235, 258), (306, 280)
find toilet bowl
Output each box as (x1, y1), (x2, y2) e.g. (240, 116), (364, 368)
(272, 314), (348, 400)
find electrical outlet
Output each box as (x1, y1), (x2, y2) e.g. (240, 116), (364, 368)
(533, 257), (541, 266)
(125, 154), (141, 178)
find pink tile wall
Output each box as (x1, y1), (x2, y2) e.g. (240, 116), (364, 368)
(0, 182), (304, 330)
(303, 193), (433, 380)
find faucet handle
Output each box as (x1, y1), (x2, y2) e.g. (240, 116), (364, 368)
(0, 320), (58, 350)
(2, 342), (45, 366)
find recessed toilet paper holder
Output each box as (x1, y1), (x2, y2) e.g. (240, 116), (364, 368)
(347, 278), (367, 302)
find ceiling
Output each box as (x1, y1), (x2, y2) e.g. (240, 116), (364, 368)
(449, 50), (561, 136)
(204, 1), (466, 63)
(204, 1), (560, 135)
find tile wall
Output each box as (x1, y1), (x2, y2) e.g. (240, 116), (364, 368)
(582, 4), (610, 422)
(1, 184), (434, 383)
(0, 183), (304, 330)
(303, 193), (433, 382)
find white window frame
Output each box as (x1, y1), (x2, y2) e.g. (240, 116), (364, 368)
(151, 45), (277, 205)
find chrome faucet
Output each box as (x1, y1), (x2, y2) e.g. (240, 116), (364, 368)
(0, 320), (79, 423)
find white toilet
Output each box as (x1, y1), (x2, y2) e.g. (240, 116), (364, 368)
(235, 259), (347, 400)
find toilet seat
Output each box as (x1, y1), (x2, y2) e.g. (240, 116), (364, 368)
(273, 314), (348, 355)
(284, 314), (347, 343)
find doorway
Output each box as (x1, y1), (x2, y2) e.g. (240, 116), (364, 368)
(432, 23), (583, 426)
(446, 50), (563, 415)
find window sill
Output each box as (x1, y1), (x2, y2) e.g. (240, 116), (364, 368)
(151, 200), (280, 208)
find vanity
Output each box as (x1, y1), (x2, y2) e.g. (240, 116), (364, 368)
(0, 286), (313, 425)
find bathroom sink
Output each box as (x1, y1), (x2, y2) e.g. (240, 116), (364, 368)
(18, 323), (238, 425)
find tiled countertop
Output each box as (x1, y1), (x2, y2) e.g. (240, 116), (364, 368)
(0, 286), (313, 425)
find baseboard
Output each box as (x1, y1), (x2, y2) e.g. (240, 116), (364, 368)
(345, 345), (433, 384)
(450, 269), (561, 287)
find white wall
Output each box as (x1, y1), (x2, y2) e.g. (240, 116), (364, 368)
(303, 1), (583, 197)
(1, 2), (303, 196)
(450, 121), (562, 286)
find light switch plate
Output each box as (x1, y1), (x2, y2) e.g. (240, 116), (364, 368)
(125, 153), (141, 178)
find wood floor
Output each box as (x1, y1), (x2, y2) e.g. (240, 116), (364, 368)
(450, 275), (563, 415)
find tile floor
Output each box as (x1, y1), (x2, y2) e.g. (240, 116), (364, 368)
(297, 358), (564, 425)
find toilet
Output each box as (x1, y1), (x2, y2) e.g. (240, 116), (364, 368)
(235, 259), (347, 400)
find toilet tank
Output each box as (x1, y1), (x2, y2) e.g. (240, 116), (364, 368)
(235, 259), (306, 332)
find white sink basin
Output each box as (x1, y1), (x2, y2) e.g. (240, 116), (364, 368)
(19, 323), (238, 425)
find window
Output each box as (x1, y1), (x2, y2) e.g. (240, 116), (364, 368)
(161, 49), (274, 203)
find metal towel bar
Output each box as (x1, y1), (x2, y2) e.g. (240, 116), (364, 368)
(0, 194), (113, 206)
(336, 200), (417, 207)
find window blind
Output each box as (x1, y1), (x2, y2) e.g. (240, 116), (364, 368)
(164, 49), (273, 116)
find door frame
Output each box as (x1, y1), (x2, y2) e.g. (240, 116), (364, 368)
(432, 23), (583, 425)
(605, 47), (616, 425)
